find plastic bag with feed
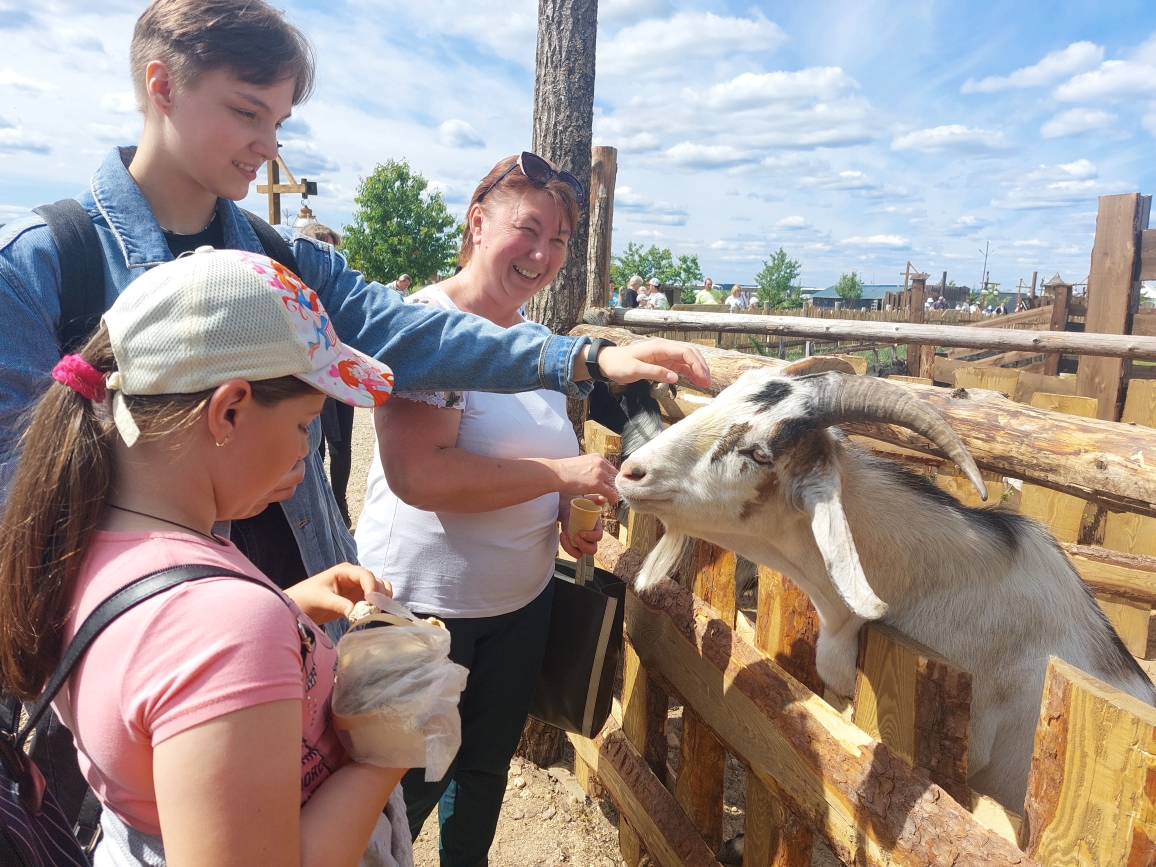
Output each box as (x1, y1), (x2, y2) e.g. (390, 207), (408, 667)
(331, 592), (469, 781)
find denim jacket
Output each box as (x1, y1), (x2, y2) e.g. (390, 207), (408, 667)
(0, 147), (592, 574)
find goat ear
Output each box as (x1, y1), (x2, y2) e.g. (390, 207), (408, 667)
(781, 356), (857, 377)
(799, 476), (888, 620)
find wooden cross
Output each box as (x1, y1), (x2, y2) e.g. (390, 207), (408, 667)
(256, 151), (318, 225)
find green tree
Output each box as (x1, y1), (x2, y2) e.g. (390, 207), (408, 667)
(342, 159), (460, 286)
(833, 270), (863, 302)
(755, 248), (803, 309)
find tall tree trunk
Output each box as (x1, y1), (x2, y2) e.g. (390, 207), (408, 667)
(526, 0), (598, 336)
(519, 0), (600, 768)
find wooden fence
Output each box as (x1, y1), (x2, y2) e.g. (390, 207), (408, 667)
(564, 331), (1156, 867)
(645, 192), (1154, 423)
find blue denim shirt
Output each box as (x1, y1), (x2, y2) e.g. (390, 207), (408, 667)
(0, 147), (592, 575)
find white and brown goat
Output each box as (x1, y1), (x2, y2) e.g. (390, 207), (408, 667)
(617, 363), (1156, 811)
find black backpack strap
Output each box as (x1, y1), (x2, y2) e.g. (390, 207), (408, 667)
(239, 209), (300, 277)
(32, 199), (106, 354)
(17, 564), (281, 746)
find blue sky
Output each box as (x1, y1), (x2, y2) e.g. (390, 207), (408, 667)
(2, 0), (1155, 290)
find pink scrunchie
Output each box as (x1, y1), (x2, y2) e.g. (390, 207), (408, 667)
(52, 354), (107, 401)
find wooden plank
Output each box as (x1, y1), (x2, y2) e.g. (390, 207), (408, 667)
(1019, 393), (1098, 542)
(580, 326), (1156, 518)
(745, 567), (822, 867)
(623, 573), (1041, 867)
(907, 274), (927, 377)
(1077, 193), (1151, 420)
(620, 508), (663, 865)
(590, 308), (1156, 361)
(1044, 283), (1072, 377)
(1064, 545), (1156, 657)
(569, 718), (723, 867)
(623, 636), (668, 785)
(852, 624), (972, 807)
(584, 419), (622, 535)
(1013, 370), (1081, 404)
(585, 145), (617, 308)
(1105, 381), (1156, 557)
(952, 366), (1022, 398)
(674, 541), (736, 852)
(1140, 228), (1156, 281)
(834, 353), (868, 374)
(1022, 657), (1156, 866)
(888, 374), (934, 385)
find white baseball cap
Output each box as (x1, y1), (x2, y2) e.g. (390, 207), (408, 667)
(102, 247), (394, 445)
(647, 277), (660, 287)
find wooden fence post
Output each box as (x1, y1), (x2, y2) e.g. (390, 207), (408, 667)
(1076, 193), (1152, 421)
(1023, 657), (1156, 864)
(584, 420), (622, 536)
(672, 540), (735, 853)
(907, 271), (929, 377)
(1043, 274), (1072, 377)
(618, 510), (666, 866)
(852, 624), (973, 806)
(586, 145), (617, 309)
(744, 567), (823, 867)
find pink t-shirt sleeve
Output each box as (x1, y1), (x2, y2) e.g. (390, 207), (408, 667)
(117, 577), (305, 746)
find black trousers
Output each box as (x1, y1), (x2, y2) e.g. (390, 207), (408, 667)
(402, 580), (555, 867)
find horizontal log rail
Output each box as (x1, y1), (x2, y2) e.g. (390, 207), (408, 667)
(601, 307), (1156, 360)
(572, 326), (1156, 519)
(589, 536), (1039, 867)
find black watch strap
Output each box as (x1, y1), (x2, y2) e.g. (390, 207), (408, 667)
(586, 338), (616, 384)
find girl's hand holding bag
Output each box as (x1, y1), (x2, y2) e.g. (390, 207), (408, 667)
(331, 593), (468, 781)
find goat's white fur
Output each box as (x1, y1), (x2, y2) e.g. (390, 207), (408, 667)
(619, 368), (1156, 811)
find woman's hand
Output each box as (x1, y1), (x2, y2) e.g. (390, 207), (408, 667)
(584, 338), (711, 389)
(551, 454), (619, 503)
(558, 501), (603, 559)
(286, 564), (393, 624)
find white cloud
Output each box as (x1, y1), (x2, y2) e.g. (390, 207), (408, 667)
(605, 132), (661, 153)
(1055, 59), (1156, 102)
(279, 140), (341, 175)
(775, 215), (810, 229)
(0, 126), (50, 154)
(100, 91), (136, 115)
(0, 67), (57, 93)
(596, 67), (876, 160)
(598, 0), (673, 26)
(437, 119), (485, 149)
(614, 185), (689, 226)
(961, 42), (1102, 93)
(1040, 108), (1117, 138)
(991, 159), (1129, 209)
(800, 169), (878, 191)
(599, 12), (786, 77)
(841, 234), (910, 248)
(891, 124), (1010, 154)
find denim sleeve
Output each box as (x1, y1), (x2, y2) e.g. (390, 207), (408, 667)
(0, 223), (64, 495)
(283, 231), (593, 398)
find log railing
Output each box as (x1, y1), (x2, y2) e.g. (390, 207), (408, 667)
(567, 334), (1156, 867)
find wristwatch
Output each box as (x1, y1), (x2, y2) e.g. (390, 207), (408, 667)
(585, 338), (617, 383)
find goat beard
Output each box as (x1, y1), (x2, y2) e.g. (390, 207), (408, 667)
(635, 527), (691, 593)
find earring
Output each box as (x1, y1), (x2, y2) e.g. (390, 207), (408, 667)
(215, 434), (231, 448)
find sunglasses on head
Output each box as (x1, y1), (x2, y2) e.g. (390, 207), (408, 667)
(477, 151), (585, 204)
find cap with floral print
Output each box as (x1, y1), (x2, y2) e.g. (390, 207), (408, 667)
(102, 247), (393, 445)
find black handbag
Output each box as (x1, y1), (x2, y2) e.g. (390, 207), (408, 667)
(0, 564), (305, 867)
(527, 558), (626, 738)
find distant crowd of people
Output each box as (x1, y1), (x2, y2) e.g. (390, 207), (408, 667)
(925, 293), (1027, 316)
(611, 275), (753, 312)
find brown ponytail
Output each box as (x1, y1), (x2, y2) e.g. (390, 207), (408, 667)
(0, 325), (319, 699)
(0, 327), (119, 699)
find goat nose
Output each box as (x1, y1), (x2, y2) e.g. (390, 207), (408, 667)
(620, 461), (646, 480)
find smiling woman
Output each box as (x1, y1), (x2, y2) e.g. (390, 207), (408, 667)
(354, 153), (617, 865)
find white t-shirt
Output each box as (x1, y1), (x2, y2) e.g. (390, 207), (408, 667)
(725, 294), (748, 311)
(355, 286), (579, 618)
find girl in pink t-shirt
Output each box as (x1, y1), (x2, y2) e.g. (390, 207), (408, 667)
(0, 249), (405, 867)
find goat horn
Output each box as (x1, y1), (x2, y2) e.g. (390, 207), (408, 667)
(801, 372), (987, 500)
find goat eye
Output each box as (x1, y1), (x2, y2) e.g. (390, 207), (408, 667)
(749, 447), (772, 465)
